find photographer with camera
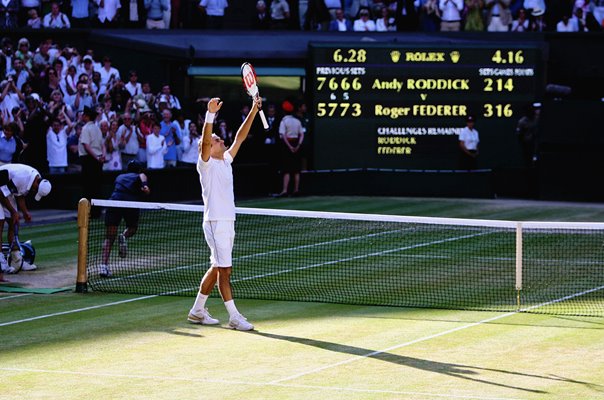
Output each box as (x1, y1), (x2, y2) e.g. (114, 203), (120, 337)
(74, 81), (95, 113)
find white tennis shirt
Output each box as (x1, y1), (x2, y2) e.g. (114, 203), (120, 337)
(0, 163), (39, 197)
(458, 127), (479, 151)
(197, 151), (235, 222)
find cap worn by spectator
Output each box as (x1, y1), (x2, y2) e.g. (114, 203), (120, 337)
(35, 179), (52, 201)
(282, 100), (294, 113)
(135, 98), (151, 113)
(532, 8), (545, 16)
(30, 93), (41, 102)
(532, 102), (542, 108)
(83, 55), (93, 62)
(467, 115), (475, 122)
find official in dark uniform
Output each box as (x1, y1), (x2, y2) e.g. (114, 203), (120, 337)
(99, 161), (150, 277)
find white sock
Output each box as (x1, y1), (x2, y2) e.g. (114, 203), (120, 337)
(191, 293), (209, 313)
(224, 300), (239, 318)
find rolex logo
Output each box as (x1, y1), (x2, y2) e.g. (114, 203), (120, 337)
(390, 50), (401, 63)
(450, 51), (460, 63)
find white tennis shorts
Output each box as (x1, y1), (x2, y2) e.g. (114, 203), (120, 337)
(203, 220), (235, 267)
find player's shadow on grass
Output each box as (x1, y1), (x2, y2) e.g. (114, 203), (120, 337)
(254, 331), (602, 394)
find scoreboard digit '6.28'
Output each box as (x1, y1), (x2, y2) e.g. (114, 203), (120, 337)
(309, 42), (544, 170)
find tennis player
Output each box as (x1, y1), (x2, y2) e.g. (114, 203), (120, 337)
(0, 164), (52, 274)
(187, 96), (260, 331)
(99, 160), (150, 278)
(0, 169), (19, 281)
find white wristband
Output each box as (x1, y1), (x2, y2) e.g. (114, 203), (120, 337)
(205, 112), (216, 124)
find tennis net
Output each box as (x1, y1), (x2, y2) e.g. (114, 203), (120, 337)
(78, 199), (604, 316)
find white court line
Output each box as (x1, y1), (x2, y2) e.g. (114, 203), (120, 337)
(0, 295), (157, 327)
(0, 367), (523, 400)
(270, 285), (604, 384)
(0, 293), (32, 301)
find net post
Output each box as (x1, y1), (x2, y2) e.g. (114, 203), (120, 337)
(515, 222), (523, 311)
(75, 198), (91, 293)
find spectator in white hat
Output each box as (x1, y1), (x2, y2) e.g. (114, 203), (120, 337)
(523, 0), (545, 16)
(530, 6), (546, 31)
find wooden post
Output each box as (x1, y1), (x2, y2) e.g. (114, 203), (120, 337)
(75, 198), (91, 293)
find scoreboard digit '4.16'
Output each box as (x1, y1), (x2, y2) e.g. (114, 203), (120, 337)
(309, 42), (545, 170)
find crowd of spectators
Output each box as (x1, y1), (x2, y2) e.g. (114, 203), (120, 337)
(0, 36), (205, 174)
(0, 36), (310, 183)
(308, 0), (604, 33)
(0, 0), (602, 32)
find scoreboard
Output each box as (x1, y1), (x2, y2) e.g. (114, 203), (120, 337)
(309, 42), (544, 170)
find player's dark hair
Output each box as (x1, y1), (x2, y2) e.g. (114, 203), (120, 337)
(127, 160), (145, 173)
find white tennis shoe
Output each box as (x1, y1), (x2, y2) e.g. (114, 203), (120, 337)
(99, 264), (112, 278)
(228, 313), (254, 331)
(21, 261), (37, 271)
(0, 253), (9, 272)
(188, 308), (220, 325)
(118, 234), (127, 258)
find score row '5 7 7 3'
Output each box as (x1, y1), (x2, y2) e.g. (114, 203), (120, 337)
(316, 103), (514, 118)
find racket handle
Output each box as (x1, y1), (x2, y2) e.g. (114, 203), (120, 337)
(258, 109), (269, 130)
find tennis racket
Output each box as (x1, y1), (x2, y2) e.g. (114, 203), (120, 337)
(7, 224), (24, 273)
(241, 62), (269, 130)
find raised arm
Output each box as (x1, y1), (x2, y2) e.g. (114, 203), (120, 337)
(199, 97), (223, 162)
(227, 97), (260, 159)
(0, 80), (12, 102)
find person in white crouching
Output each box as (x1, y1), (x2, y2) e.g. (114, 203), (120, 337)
(187, 96), (261, 331)
(0, 164), (52, 274)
